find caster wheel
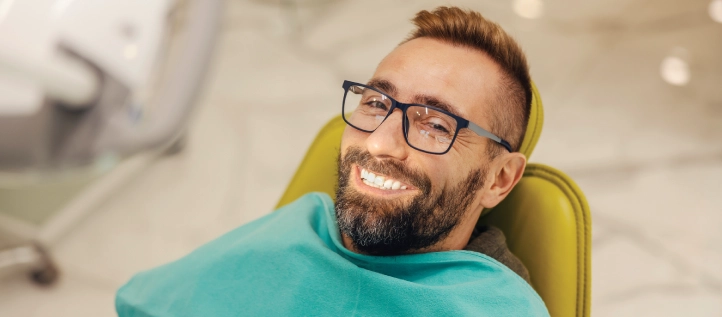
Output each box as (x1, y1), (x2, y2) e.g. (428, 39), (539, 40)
(28, 243), (60, 286)
(29, 263), (60, 286)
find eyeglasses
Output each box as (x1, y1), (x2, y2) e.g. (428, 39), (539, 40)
(341, 80), (512, 155)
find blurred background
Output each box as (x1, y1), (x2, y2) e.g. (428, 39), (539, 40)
(0, 0), (721, 316)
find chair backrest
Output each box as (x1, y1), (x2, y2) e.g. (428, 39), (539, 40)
(276, 82), (591, 317)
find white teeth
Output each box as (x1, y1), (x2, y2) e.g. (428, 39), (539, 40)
(360, 168), (409, 190)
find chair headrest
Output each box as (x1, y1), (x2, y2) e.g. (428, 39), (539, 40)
(518, 81), (543, 159)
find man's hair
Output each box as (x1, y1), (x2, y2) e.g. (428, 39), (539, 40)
(403, 7), (531, 155)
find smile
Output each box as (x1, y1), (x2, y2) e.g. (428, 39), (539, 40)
(357, 166), (412, 191)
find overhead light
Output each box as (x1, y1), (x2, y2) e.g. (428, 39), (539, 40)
(513, 0), (544, 19)
(660, 49), (691, 86)
(710, 0), (722, 23)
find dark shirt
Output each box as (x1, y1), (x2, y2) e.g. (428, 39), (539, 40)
(464, 225), (532, 284)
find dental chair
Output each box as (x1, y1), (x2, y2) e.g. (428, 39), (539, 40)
(0, 0), (223, 285)
(276, 82), (592, 317)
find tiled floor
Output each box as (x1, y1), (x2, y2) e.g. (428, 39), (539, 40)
(1, 0), (721, 316)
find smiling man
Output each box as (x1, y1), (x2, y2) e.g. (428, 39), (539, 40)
(116, 7), (549, 317)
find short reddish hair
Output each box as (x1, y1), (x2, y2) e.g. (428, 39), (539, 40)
(404, 7), (531, 154)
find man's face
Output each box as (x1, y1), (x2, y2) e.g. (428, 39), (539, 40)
(335, 38), (505, 255)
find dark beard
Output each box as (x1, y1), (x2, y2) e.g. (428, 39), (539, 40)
(334, 146), (487, 256)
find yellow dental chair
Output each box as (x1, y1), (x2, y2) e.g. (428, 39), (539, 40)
(276, 83), (591, 317)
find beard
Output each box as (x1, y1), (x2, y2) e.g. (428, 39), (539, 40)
(334, 146), (487, 256)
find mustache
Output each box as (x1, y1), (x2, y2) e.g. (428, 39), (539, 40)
(341, 146), (431, 194)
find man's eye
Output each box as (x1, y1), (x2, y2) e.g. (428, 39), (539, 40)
(363, 100), (388, 110)
(432, 123), (450, 133)
(425, 122), (451, 134)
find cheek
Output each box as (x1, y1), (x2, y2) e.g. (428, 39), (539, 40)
(418, 157), (456, 190)
(424, 152), (480, 192)
(339, 127), (353, 151)
(341, 126), (368, 152)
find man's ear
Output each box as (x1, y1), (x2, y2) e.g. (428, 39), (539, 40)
(480, 152), (527, 209)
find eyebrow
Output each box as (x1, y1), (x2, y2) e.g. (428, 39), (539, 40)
(367, 78), (397, 95)
(414, 95), (463, 118)
(366, 78), (464, 118)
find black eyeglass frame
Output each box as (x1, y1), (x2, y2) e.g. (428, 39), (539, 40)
(341, 80), (513, 155)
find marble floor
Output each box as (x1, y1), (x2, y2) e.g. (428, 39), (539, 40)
(1, 0), (721, 316)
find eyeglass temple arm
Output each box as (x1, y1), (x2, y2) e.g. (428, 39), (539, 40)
(467, 122), (513, 152)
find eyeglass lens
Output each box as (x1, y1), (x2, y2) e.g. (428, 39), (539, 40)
(343, 84), (458, 154)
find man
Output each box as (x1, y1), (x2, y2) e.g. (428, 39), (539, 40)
(116, 7), (549, 317)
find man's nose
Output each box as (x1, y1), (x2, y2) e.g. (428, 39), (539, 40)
(365, 110), (409, 160)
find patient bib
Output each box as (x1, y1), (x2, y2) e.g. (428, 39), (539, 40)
(116, 192), (549, 316)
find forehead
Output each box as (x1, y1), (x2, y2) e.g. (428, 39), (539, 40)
(372, 38), (501, 125)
